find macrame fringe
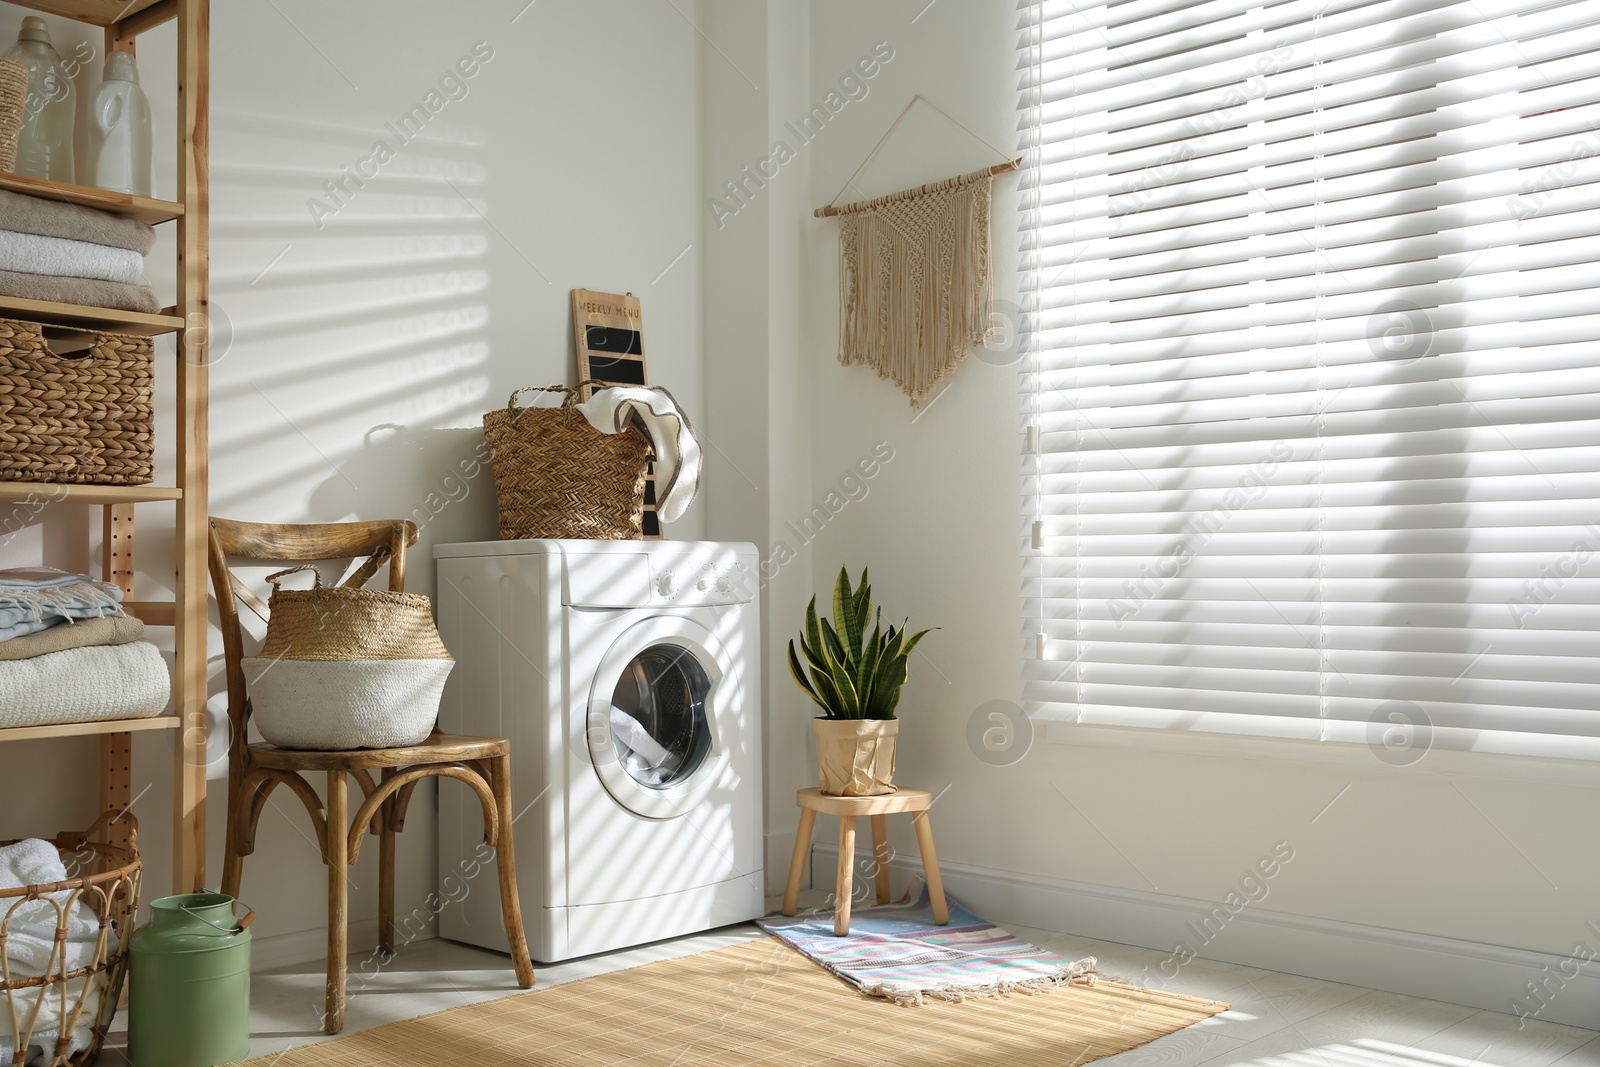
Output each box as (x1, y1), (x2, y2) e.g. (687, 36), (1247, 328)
(865, 957), (1119, 1008)
(837, 166), (996, 409)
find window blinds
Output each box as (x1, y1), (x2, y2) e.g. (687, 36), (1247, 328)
(1018, 0), (1600, 759)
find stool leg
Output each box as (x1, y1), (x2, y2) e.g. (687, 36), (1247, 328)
(870, 814), (891, 905)
(912, 808), (949, 925)
(835, 815), (857, 936)
(781, 808), (817, 916)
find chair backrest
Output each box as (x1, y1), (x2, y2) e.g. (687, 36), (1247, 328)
(207, 518), (419, 763)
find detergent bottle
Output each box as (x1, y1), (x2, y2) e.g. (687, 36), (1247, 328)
(91, 50), (152, 195)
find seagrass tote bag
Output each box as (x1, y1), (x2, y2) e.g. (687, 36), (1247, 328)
(482, 383), (651, 540)
(241, 563), (453, 751)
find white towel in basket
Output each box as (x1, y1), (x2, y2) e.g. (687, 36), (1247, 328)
(0, 838), (100, 1065)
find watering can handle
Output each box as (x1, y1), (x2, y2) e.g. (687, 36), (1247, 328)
(179, 895), (257, 935)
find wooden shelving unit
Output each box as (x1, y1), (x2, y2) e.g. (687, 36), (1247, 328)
(0, 0), (208, 894)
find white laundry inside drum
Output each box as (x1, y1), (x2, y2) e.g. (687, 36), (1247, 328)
(607, 645), (712, 788)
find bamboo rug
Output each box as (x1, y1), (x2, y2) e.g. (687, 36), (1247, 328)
(758, 889), (1105, 1006)
(225, 936), (1228, 1067)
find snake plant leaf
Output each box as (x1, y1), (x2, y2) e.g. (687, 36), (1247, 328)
(832, 567), (857, 659)
(856, 618), (887, 709)
(816, 616), (861, 717)
(788, 640), (822, 707)
(804, 596), (823, 661)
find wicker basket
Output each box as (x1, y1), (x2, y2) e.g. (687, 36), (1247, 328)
(243, 563), (454, 750)
(0, 812), (141, 1067)
(482, 384), (651, 541)
(0, 57), (24, 173)
(0, 319), (155, 485)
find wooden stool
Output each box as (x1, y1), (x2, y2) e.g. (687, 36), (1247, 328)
(780, 787), (950, 936)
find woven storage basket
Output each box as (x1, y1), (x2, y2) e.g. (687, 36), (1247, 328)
(0, 57), (23, 173)
(0, 319), (155, 485)
(243, 564), (453, 750)
(0, 812), (141, 1067)
(483, 383), (651, 540)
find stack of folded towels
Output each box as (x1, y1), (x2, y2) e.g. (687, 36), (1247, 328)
(0, 837), (104, 1065)
(0, 567), (170, 730)
(0, 188), (159, 314)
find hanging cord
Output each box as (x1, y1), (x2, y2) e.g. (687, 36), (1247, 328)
(818, 94), (1022, 216)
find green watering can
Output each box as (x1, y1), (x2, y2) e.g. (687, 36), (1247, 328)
(128, 892), (255, 1067)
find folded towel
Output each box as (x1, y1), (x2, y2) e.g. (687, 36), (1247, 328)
(0, 267), (161, 314)
(0, 641), (169, 730)
(576, 386), (702, 523)
(0, 569), (124, 643)
(0, 614), (144, 661)
(0, 229), (144, 285)
(0, 188), (156, 255)
(0, 838), (102, 1065)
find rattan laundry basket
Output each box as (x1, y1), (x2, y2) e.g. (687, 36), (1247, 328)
(0, 57), (24, 173)
(0, 812), (141, 1067)
(482, 383), (651, 540)
(0, 318), (155, 484)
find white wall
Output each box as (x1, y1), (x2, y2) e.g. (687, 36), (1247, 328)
(0, 0), (708, 980)
(789, 0), (1600, 1027)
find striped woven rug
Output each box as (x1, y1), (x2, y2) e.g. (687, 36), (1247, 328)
(759, 890), (1109, 1006)
(227, 936), (1228, 1067)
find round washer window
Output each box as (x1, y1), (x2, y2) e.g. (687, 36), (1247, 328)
(606, 643), (712, 789)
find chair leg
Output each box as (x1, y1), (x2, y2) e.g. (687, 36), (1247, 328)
(379, 770), (396, 956)
(324, 770), (349, 1033)
(781, 807), (817, 916)
(486, 754), (536, 988)
(221, 790), (245, 901)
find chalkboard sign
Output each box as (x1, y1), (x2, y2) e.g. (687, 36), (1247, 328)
(572, 289), (661, 538)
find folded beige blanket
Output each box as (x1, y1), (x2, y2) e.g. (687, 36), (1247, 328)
(0, 268), (160, 314)
(0, 614), (144, 661)
(0, 189), (156, 255)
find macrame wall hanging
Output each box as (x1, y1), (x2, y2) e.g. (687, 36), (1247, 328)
(816, 95), (1021, 409)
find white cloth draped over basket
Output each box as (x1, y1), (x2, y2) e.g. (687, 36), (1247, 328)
(574, 386), (702, 524)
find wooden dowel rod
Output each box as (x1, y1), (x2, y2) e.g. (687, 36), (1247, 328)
(814, 157), (1022, 218)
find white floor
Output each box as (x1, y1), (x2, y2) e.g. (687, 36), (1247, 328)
(101, 892), (1599, 1066)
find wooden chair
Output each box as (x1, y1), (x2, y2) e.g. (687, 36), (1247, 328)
(208, 517), (535, 1033)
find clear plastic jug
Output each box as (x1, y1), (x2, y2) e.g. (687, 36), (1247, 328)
(6, 16), (75, 182)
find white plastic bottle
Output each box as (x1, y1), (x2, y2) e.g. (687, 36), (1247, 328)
(91, 50), (151, 195)
(6, 17), (75, 182)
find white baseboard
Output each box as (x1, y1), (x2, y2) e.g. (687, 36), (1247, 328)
(811, 845), (1600, 1031)
(249, 917), (439, 973)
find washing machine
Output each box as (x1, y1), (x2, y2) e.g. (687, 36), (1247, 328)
(433, 538), (763, 962)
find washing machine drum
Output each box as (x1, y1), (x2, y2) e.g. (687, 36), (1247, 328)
(587, 618), (734, 819)
(608, 646), (712, 788)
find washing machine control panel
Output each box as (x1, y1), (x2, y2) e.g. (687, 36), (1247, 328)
(650, 556), (754, 605)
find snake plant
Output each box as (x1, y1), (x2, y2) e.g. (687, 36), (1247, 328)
(788, 567), (934, 720)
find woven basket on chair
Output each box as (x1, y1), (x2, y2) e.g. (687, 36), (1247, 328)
(0, 318), (155, 485)
(0, 57), (24, 173)
(0, 812), (141, 1067)
(482, 383), (651, 540)
(243, 563), (454, 751)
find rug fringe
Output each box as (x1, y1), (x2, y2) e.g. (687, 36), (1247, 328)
(868, 956), (1122, 1007)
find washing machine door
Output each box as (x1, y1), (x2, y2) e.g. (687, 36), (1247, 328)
(585, 616), (735, 820)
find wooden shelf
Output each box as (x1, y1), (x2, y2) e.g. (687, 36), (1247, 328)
(0, 716), (177, 743)
(0, 295), (182, 335)
(5, 0), (170, 27)
(0, 173), (182, 225)
(0, 484), (181, 503)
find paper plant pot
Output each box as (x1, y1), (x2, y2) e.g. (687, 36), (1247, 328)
(812, 717), (899, 797)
